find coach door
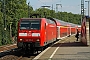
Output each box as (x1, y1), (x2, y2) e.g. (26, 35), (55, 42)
(57, 26), (60, 40)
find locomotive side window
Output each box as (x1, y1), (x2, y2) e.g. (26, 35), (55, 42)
(46, 19), (55, 24)
(46, 19), (50, 23)
(45, 23), (46, 29)
(20, 19), (41, 30)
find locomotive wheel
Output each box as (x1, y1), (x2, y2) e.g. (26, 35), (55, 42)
(41, 47), (44, 52)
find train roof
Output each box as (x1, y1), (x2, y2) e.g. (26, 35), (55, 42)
(20, 18), (80, 27)
(68, 23), (78, 27)
(53, 18), (80, 27)
(53, 18), (68, 26)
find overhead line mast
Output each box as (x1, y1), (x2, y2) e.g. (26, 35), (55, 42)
(81, 0), (84, 22)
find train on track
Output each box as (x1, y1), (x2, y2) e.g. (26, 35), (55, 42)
(17, 17), (81, 53)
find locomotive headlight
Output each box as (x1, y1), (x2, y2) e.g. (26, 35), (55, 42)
(36, 39), (40, 42)
(20, 39), (23, 41)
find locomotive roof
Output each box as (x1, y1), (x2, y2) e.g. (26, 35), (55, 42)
(20, 18), (43, 20)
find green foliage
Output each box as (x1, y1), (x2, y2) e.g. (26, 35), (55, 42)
(35, 8), (81, 24)
(0, 0), (30, 45)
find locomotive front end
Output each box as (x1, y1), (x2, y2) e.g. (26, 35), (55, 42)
(17, 18), (41, 49)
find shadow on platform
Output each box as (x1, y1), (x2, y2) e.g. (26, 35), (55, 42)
(52, 41), (87, 47)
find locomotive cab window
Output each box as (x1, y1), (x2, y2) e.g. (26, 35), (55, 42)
(20, 19), (41, 30)
(20, 21), (30, 29)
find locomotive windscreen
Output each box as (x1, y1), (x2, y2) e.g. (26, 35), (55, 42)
(20, 19), (41, 30)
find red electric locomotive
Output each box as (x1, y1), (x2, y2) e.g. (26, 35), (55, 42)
(17, 18), (57, 52)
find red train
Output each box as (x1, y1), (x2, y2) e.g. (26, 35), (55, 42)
(17, 18), (81, 53)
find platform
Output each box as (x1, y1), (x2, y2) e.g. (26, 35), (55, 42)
(33, 35), (90, 60)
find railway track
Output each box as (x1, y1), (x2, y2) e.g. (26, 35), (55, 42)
(0, 44), (17, 52)
(0, 48), (49, 60)
(0, 43), (47, 60)
(0, 47), (39, 60)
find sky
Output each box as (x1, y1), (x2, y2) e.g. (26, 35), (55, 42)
(26, 0), (88, 15)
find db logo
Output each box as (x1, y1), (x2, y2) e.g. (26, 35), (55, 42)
(28, 33), (31, 36)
